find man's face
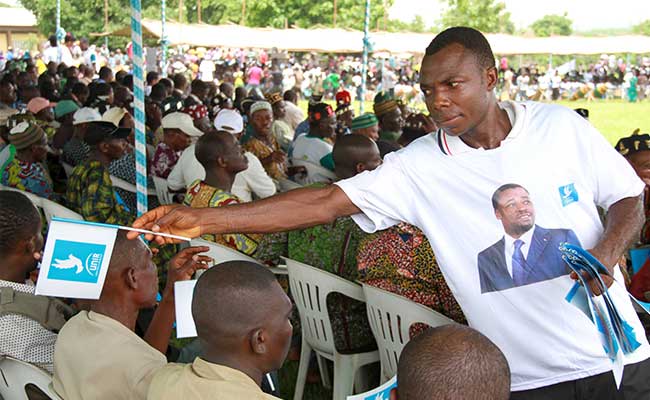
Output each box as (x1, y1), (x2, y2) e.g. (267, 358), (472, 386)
(36, 108), (54, 123)
(170, 130), (192, 151)
(251, 110), (273, 138)
(0, 83), (16, 104)
(31, 135), (49, 163)
(318, 115), (337, 139)
(338, 110), (354, 128)
(382, 108), (403, 132)
(104, 138), (128, 160)
(356, 124), (379, 141)
(272, 101), (286, 119)
(419, 43), (495, 137)
(260, 283), (293, 371)
(133, 243), (159, 308)
(495, 187), (535, 238)
(627, 152), (650, 185)
(223, 133), (249, 174)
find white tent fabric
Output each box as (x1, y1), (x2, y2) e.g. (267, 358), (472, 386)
(104, 19), (650, 55)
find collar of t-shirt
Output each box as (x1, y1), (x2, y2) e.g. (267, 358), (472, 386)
(192, 357), (268, 394)
(503, 226), (535, 278)
(439, 100), (525, 155)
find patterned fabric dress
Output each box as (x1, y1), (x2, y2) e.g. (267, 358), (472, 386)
(356, 223), (466, 326)
(152, 142), (181, 179)
(288, 215), (377, 354)
(184, 180), (286, 266)
(66, 159), (133, 225)
(243, 136), (286, 180)
(1, 158), (56, 200)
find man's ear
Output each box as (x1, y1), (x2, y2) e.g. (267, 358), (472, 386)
(125, 267), (138, 290)
(97, 141), (109, 154)
(494, 208), (503, 222)
(249, 328), (267, 355)
(355, 162), (367, 175)
(216, 155), (228, 168)
(485, 66), (498, 91)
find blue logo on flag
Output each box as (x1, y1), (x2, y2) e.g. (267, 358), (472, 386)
(559, 183), (579, 207)
(47, 240), (107, 283)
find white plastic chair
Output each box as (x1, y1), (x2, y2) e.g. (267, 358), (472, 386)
(291, 159), (337, 186)
(0, 357), (62, 400)
(60, 162), (74, 178)
(189, 238), (287, 276)
(284, 257), (379, 400)
(152, 176), (175, 205)
(361, 283), (455, 383)
(109, 175), (156, 196)
(0, 186), (82, 223)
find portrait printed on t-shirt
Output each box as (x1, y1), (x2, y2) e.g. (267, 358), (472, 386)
(477, 183), (582, 294)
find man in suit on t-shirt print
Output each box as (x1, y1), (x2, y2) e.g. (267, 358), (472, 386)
(477, 183), (582, 294)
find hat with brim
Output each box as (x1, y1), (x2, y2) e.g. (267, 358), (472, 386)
(27, 97), (56, 115)
(214, 109), (244, 134)
(54, 100), (80, 119)
(351, 113), (378, 131)
(8, 122), (46, 150)
(161, 112), (204, 137)
(73, 107), (102, 125)
(615, 132), (650, 157)
(102, 107), (128, 127)
(84, 121), (131, 146)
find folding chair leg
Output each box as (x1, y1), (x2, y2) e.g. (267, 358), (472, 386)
(293, 340), (312, 400)
(316, 354), (331, 389)
(332, 354), (356, 400)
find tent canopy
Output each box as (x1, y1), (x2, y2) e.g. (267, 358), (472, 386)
(98, 18), (650, 55)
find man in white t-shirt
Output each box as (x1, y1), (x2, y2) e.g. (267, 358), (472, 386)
(131, 27), (650, 399)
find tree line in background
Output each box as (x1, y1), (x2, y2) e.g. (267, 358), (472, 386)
(16, 0), (650, 46)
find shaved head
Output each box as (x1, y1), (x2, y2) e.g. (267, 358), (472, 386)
(397, 325), (510, 400)
(332, 134), (382, 179)
(195, 130), (235, 169)
(192, 261), (293, 374)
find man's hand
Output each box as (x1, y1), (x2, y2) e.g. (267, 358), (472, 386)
(569, 247), (616, 296)
(162, 246), (211, 298)
(129, 205), (204, 244)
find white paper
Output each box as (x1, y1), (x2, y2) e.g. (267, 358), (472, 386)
(36, 220), (118, 299)
(347, 376), (397, 400)
(174, 280), (198, 338)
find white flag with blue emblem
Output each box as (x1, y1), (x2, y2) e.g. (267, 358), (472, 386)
(36, 218), (119, 299)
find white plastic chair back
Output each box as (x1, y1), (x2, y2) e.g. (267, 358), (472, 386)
(152, 176), (174, 205)
(284, 257), (366, 355)
(110, 175), (155, 196)
(291, 159), (337, 186)
(40, 198), (83, 223)
(190, 238), (257, 264)
(362, 283), (455, 382)
(0, 185), (43, 208)
(60, 162), (74, 178)
(0, 357), (62, 400)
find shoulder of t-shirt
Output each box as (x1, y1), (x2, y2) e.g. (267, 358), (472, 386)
(521, 100), (600, 142)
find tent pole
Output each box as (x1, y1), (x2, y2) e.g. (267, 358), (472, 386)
(360, 0), (370, 114)
(161, 0), (168, 77)
(130, 0), (148, 216)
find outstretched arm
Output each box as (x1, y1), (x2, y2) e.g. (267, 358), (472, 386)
(130, 185), (360, 244)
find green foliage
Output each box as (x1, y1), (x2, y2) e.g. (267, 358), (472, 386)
(440, 0), (514, 34)
(530, 13), (573, 37)
(633, 19), (650, 36)
(386, 15), (428, 33)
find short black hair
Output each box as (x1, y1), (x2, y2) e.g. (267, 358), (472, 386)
(376, 139), (401, 158)
(283, 89), (298, 103)
(397, 325), (510, 400)
(99, 66), (113, 80)
(425, 27), (495, 70)
(195, 131), (233, 169)
(146, 71), (160, 85)
(491, 183), (528, 210)
(191, 79), (208, 94)
(332, 134), (379, 180)
(0, 191), (41, 255)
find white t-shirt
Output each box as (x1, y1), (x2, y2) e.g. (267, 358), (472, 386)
(337, 101), (650, 391)
(166, 145), (276, 202)
(292, 134), (332, 168)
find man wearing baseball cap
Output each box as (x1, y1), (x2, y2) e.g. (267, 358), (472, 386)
(1, 122), (55, 200)
(152, 112), (203, 179)
(52, 100), (80, 149)
(167, 109), (276, 202)
(27, 97), (57, 138)
(66, 121), (133, 225)
(62, 108), (102, 166)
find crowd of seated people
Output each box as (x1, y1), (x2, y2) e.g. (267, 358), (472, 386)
(4, 50), (649, 400)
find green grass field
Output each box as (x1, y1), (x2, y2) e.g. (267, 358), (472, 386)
(299, 99), (650, 145)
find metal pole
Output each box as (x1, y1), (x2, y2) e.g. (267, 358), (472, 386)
(104, 0), (109, 49)
(56, 0), (61, 39)
(333, 0), (337, 27)
(179, 0), (184, 23)
(241, 0), (246, 25)
(360, 0), (370, 114)
(161, 0), (167, 77)
(130, 0), (148, 216)
(198, 0), (202, 23)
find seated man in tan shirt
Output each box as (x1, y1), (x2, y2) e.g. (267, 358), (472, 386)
(147, 261), (293, 400)
(53, 232), (210, 400)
